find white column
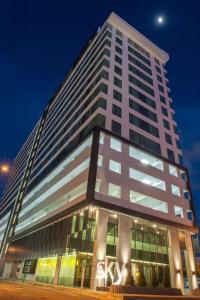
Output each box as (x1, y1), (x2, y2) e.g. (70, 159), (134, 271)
(90, 209), (108, 289)
(168, 226), (184, 291)
(116, 214), (132, 284)
(184, 231), (198, 290)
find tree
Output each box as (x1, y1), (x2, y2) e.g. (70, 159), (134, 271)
(163, 266), (170, 288)
(151, 267), (159, 287)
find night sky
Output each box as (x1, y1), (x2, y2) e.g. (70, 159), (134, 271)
(0, 0), (200, 223)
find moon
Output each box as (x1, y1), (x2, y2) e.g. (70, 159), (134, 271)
(157, 16), (164, 24)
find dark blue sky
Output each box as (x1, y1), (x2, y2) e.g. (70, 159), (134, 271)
(0, 0), (200, 222)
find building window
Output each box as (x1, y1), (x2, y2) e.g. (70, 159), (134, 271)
(187, 210), (193, 220)
(167, 149), (175, 162)
(115, 37), (123, 45)
(154, 57), (160, 65)
(183, 189), (190, 200)
(162, 106), (168, 117)
(112, 120), (121, 136)
(99, 132), (105, 144)
(130, 190), (168, 213)
(173, 125), (178, 135)
(176, 139), (181, 149)
(95, 178), (102, 192)
(165, 133), (173, 145)
(129, 75), (154, 96)
(114, 77), (122, 88)
(114, 65), (122, 76)
(116, 29), (123, 37)
(171, 184), (181, 197)
(160, 95), (166, 104)
(115, 45), (122, 55)
(129, 129), (161, 155)
(110, 137), (122, 152)
(108, 183), (121, 198)
(112, 104), (122, 118)
(115, 55), (122, 65)
(113, 90), (122, 102)
(174, 205), (183, 218)
(129, 146), (163, 171)
(157, 74), (163, 83)
(158, 84), (164, 93)
(129, 168), (166, 191)
(98, 154), (103, 167)
(178, 154), (183, 165)
(155, 65), (161, 74)
(129, 99), (157, 122)
(129, 114), (159, 137)
(129, 86), (156, 109)
(109, 159), (121, 174)
(169, 165), (178, 177)
(163, 119), (170, 130)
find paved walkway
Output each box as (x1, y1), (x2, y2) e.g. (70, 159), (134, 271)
(0, 280), (200, 300)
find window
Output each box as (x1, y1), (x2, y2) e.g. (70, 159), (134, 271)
(187, 210), (193, 221)
(108, 183), (121, 198)
(167, 149), (175, 162)
(129, 75), (154, 96)
(157, 75), (163, 83)
(112, 120), (121, 136)
(129, 86), (156, 109)
(116, 37), (122, 45)
(128, 64), (153, 85)
(155, 65), (161, 74)
(160, 95), (166, 104)
(109, 159), (121, 174)
(129, 146), (163, 170)
(128, 38), (150, 58)
(113, 90), (122, 102)
(116, 29), (123, 37)
(110, 137), (122, 152)
(130, 190), (168, 213)
(129, 168), (166, 191)
(129, 114), (159, 137)
(154, 57), (160, 65)
(112, 104), (122, 118)
(163, 119), (170, 130)
(171, 184), (181, 196)
(183, 189), (190, 200)
(99, 132), (105, 144)
(95, 178), (102, 192)
(162, 107), (168, 117)
(128, 45), (151, 66)
(165, 133), (172, 145)
(171, 112), (176, 121)
(129, 129), (161, 155)
(115, 46), (122, 55)
(98, 154), (103, 166)
(114, 77), (122, 88)
(129, 99), (157, 122)
(128, 54), (152, 75)
(115, 55), (122, 65)
(169, 165), (178, 177)
(114, 65), (122, 76)
(174, 205), (183, 218)
(158, 84), (164, 93)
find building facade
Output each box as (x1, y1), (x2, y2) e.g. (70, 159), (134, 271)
(0, 12), (198, 292)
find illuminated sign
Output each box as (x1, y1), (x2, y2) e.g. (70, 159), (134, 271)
(96, 260), (126, 285)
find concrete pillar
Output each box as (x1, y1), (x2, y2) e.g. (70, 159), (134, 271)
(90, 209), (108, 289)
(116, 214), (132, 284)
(168, 226), (184, 291)
(184, 231), (198, 290)
(53, 256), (62, 285)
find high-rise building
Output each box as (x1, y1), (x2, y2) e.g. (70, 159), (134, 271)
(0, 12), (198, 292)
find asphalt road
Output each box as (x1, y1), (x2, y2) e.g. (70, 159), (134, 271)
(0, 281), (106, 300)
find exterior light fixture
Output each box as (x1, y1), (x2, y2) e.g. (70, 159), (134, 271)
(134, 219), (138, 223)
(141, 159), (149, 165)
(153, 224), (157, 228)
